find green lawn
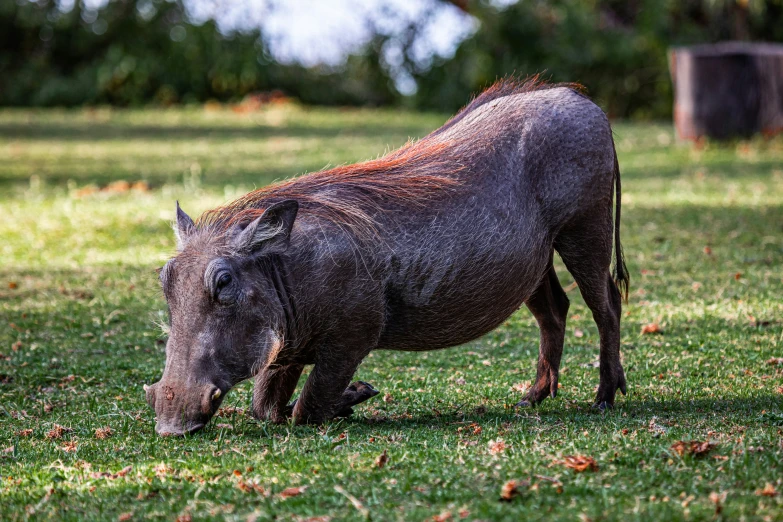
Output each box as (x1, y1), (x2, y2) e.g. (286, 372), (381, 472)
(1, 103), (782, 521)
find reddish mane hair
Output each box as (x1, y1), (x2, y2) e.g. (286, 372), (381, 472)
(196, 75), (582, 236)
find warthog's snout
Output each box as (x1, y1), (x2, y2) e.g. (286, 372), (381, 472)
(144, 381), (225, 437)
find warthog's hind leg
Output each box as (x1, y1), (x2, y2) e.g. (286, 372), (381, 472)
(517, 256), (569, 407)
(555, 217), (627, 410)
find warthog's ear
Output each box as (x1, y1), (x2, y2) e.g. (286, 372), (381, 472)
(233, 200), (299, 256)
(175, 201), (196, 250)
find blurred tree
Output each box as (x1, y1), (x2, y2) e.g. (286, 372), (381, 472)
(0, 0), (398, 106)
(1, 0), (782, 116)
(408, 0), (783, 118)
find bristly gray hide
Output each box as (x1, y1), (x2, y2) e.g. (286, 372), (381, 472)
(144, 79), (630, 435)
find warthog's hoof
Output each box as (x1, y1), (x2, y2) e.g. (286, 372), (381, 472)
(287, 381), (379, 419)
(593, 401), (613, 411)
(335, 381), (379, 417)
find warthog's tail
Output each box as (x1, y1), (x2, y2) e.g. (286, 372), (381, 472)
(611, 140), (630, 302)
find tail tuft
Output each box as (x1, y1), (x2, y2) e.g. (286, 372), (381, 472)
(611, 149), (630, 302)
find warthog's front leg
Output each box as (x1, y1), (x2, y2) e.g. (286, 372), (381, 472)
(291, 345), (375, 424)
(288, 381), (379, 419)
(252, 364), (304, 423)
(253, 364), (378, 424)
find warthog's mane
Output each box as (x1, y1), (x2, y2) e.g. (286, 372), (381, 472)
(196, 75), (583, 237)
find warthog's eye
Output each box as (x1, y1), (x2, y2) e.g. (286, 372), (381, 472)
(216, 272), (232, 289)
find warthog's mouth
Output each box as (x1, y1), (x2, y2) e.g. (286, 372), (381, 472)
(156, 421), (206, 437)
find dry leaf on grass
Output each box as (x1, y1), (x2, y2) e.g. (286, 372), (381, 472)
(670, 440), (716, 457)
(766, 357), (783, 366)
(709, 491), (727, 515)
(118, 513), (132, 521)
(89, 466), (132, 480)
(756, 483), (777, 497)
(557, 455), (598, 472)
(431, 511), (452, 522)
(236, 480), (267, 495)
(488, 439), (507, 455)
(641, 323), (661, 335)
(499, 479), (530, 501)
(279, 486), (307, 499)
(456, 423), (482, 436)
(46, 425), (73, 440)
(95, 427), (113, 440)
(16, 429), (33, 437)
(61, 441), (78, 453)
(375, 450), (388, 469)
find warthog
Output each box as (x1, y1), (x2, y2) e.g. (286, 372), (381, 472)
(145, 78), (629, 436)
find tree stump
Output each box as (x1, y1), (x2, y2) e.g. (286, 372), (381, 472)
(669, 42), (783, 140)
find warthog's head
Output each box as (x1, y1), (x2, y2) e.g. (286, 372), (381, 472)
(145, 200), (298, 436)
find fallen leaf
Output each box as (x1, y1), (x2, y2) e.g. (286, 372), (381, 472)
(703, 246), (712, 255)
(734, 272), (742, 281)
(499, 479), (529, 501)
(431, 511), (452, 522)
(16, 429), (33, 437)
(236, 479), (266, 495)
(3, 446), (13, 454)
(12, 341), (22, 351)
(118, 513), (132, 521)
(61, 441), (78, 453)
(641, 323), (661, 335)
(709, 491), (726, 515)
(558, 455), (598, 472)
(375, 450), (388, 469)
(574, 329), (584, 338)
(766, 357), (783, 366)
(756, 483), (777, 497)
(8, 282), (18, 289)
(215, 406), (246, 417)
(488, 439), (507, 455)
(89, 465), (132, 480)
(95, 427), (113, 440)
(670, 440), (716, 457)
(46, 425), (73, 440)
(382, 393), (394, 403)
(279, 486), (307, 499)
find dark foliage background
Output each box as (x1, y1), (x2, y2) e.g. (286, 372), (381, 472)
(2, 0), (782, 117)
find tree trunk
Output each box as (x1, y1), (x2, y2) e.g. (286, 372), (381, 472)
(669, 42), (783, 140)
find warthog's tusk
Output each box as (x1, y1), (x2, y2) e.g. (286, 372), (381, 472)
(212, 389), (221, 400)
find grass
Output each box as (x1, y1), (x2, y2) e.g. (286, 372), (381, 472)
(1, 102), (782, 521)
